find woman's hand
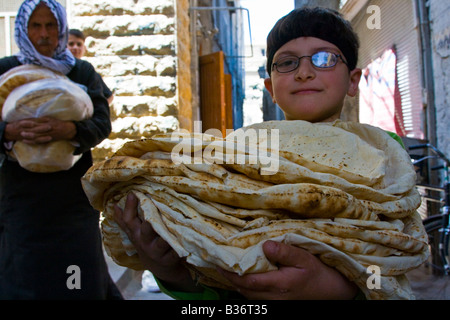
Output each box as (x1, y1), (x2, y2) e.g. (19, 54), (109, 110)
(113, 193), (201, 292)
(219, 240), (358, 300)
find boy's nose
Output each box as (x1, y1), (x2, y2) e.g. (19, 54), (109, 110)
(294, 59), (316, 81)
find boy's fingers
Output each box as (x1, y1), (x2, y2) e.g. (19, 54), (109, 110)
(113, 193), (141, 241)
(113, 204), (125, 228)
(217, 267), (277, 300)
(262, 240), (309, 267)
(152, 236), (176, 261)
(140, 220), (158, 241)
(122, 193), (139, 222)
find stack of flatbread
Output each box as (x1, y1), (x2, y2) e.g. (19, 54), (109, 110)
(82, 120), (429, 300)
(0, 65), (93, 172)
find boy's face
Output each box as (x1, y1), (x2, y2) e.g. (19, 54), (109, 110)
(68, 34), (86, 59)
(265, 37), (361, 123)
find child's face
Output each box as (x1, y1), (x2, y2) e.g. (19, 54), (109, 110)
(264, 37), (361, 123)
(67, 34), (86, 59)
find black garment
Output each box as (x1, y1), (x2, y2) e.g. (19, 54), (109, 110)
(73, 57), (113, 102)
(100, 76), (113, 100)
(0, 56), (120, 299)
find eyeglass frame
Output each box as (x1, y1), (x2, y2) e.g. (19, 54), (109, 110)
(271, 51), (348, 74)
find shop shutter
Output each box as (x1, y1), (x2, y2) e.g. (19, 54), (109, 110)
(352, 0), (424, 139)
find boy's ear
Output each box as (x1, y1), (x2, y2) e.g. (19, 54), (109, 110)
(347, 68), (362, 97)
(264, 78), (276, 103)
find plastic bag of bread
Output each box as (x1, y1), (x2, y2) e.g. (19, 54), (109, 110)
(0, 64), (66, 115)
(2, 77), (93, 172)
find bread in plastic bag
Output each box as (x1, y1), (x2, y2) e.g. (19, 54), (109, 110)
(2, 78), (94, 172)
(0, 64), (66, 115)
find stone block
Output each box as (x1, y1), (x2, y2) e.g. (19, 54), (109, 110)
(71, 0), (175, 16)
(85, 55), (176, 77)
(104, 75), (176, 98)
(85, 35), (175, 56)
(110, 96), (177, 118)
(73, 15), (174, 38)
(109, 115), (179, 139)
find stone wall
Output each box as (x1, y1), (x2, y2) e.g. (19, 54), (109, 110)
(69, 0), (189, 161)
(430, 0), (450, 157)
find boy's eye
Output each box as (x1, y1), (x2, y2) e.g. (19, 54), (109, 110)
(312, 52), (335, 67)
(276, 57), (298, 69)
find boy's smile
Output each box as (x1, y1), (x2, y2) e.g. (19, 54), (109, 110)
(291, 87), (322, 95)
(265, 37), (361, 123)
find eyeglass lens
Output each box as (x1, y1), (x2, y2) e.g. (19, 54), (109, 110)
(274, 52), (340, 73)
(312, 52), (337, 68)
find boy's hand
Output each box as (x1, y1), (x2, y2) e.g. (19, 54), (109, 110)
(113, 193), (201, 292)
(219, 241), (358, 300)
(114, 194), (358, 298)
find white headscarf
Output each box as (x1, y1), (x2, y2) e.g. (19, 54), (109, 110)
(15, 0), (76, 75)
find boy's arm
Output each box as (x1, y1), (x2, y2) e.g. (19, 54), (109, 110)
(155, 277), (242, 300)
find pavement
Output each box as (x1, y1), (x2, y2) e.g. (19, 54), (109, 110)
(406, 263), (450, 300)
(105, 251), (450, 300)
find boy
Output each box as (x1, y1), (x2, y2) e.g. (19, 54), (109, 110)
(113, 7), (365, 299)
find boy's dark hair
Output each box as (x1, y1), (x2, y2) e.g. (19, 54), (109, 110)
(69, 28), (86, 41)
(266, 7), (359, 75)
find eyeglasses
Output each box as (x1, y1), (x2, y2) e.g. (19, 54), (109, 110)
(272, 51), (348, 73)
